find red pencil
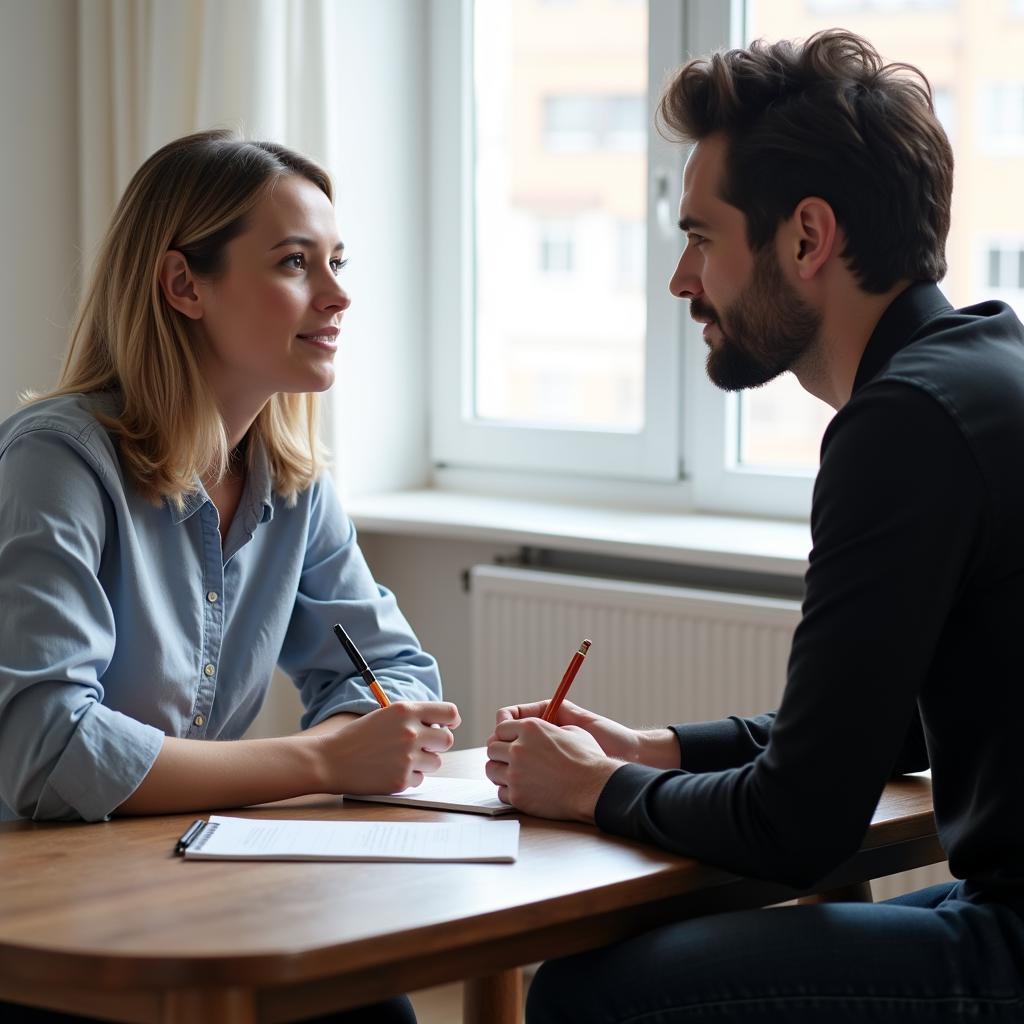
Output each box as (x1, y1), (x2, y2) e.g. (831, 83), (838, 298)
(541, 639), (592, 722)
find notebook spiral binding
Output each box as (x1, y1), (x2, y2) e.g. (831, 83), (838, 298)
(190, 821), (220, 852)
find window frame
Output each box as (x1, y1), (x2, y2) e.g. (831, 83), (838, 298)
(427, 0), (818, 519)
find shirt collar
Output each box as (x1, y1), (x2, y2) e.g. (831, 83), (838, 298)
(246, 440), (276, 525)
(167, 438), (276, 527)
(852, 282), (953, 395)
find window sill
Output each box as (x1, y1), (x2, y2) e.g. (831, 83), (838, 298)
(346, 489), (811, 578)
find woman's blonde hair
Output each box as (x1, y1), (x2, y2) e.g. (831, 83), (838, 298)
(31, 127), (333, 508)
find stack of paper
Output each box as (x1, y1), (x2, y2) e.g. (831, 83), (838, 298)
(182, 815), (519, 863)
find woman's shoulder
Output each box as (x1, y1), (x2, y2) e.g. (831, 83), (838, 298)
(0, 392), (121, 475)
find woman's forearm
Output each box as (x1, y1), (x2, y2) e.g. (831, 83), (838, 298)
(115, 704), (459, 815)
(116, 731), (326, 815)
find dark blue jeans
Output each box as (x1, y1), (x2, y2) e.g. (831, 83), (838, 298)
(527, 882), (1024, 1022)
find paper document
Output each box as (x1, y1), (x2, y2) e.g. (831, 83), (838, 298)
(345, 775), (511, 816)
(182, 815), (519, 862)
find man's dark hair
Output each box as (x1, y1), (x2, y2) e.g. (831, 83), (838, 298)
(658, 29), (953, 293)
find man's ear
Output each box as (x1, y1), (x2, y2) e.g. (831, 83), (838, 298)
(158, 250), (204, 320)
(788, 197), (837, 281)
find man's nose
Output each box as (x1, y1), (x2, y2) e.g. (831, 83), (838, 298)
(669, 249), (702, 300)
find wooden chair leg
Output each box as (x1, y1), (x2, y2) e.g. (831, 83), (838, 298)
(798, 880), (873, 904)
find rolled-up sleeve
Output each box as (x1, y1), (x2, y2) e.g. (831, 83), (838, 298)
(277, 472), (442, 725)
(0, 428), (163, 821)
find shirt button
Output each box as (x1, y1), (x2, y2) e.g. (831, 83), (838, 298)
(193, 714), (205, 727)
(207, 591), (218, 603)
(204, 663), (215, 677)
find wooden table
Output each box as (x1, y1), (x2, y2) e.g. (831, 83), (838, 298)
(0, 749), (943, 1024)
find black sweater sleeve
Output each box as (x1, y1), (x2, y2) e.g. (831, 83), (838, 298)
(672, 708), (927, 777)
(596, 384), (984, 888)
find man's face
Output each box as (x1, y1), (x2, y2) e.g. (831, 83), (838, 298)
(669, 133), (821, 391)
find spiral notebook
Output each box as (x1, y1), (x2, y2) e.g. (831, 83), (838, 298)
(178, 814), (519, 862)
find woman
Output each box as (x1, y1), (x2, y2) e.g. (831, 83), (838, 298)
(0, 129), (457, 1023)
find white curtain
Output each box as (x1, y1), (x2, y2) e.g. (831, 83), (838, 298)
(76, 0), (339, 260)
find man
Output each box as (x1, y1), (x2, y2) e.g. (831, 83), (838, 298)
(486, 29), (1024, 1023)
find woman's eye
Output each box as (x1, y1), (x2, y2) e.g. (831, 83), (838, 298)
(330, 257), (349, 275)
(282, 253), (306, 270)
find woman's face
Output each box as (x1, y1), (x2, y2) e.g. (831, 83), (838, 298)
(195, 174), (349, 421)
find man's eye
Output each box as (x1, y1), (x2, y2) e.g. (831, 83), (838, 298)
(688, 234), (707, 248)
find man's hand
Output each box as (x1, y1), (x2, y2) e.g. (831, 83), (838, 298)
(494, 699), (680, 769)
(485, 716), (622, 822)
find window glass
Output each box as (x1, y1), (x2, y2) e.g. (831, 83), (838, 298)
(473, 0), (648, 430)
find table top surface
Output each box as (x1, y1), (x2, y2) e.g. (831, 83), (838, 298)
(0, 748), (939, 991)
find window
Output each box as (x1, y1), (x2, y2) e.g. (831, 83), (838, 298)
(543, 95), (645, 152)
(430, 0), (682, 478)
(986, 245), (1024, 289)
(979, 240), (1024, 315)
(538, 219), (576, 275)
(981, 82), (1024, 150)
(429, 1), (1024, 517)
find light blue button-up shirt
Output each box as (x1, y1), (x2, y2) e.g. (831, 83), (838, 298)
(0, 393), (441, 822)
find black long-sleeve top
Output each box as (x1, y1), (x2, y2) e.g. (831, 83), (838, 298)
(596, 283), (1024, 899)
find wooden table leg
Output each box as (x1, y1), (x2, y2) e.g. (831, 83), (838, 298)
(798, 881), (873, 904)
(463, 968), (523, 1024)
(161, 988), (258, 1024)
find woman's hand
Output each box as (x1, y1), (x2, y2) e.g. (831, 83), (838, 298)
(493, 699), (679, 768)
(312, 701), (461, 795)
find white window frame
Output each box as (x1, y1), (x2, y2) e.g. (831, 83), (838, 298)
(428, 0), (817, 519)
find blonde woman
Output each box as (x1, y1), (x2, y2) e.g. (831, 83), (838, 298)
(0, 129), (455, 1023)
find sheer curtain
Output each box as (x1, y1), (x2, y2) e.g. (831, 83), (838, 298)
(76, 0), (338, 259)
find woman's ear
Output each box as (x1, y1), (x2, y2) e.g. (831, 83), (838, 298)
(158, 250), (204, 320)
(789, 197), (837, 281)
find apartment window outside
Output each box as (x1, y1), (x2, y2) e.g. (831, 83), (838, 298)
(538, 219), (576, 275)
(981, 82), (1024, 148)
(543, 95), (645, 153)
(980, 240), (1024, 315)
(986, 245), (1024, 289)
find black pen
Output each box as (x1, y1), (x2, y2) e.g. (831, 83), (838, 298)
(333, 622), (391, 708)
(175, 818), (206, 855)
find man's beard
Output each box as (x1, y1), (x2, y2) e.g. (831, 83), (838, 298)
(695, 245), (822, 392)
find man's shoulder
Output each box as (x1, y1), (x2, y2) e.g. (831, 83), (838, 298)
(871, 299), (1024, 414)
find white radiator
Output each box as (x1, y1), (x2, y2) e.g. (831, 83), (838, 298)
(468, 564), (800, 742)
(467, 563), (950, 900)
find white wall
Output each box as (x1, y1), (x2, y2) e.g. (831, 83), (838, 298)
(328, 0), (432, 501)
(0, 0), (79, 417)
